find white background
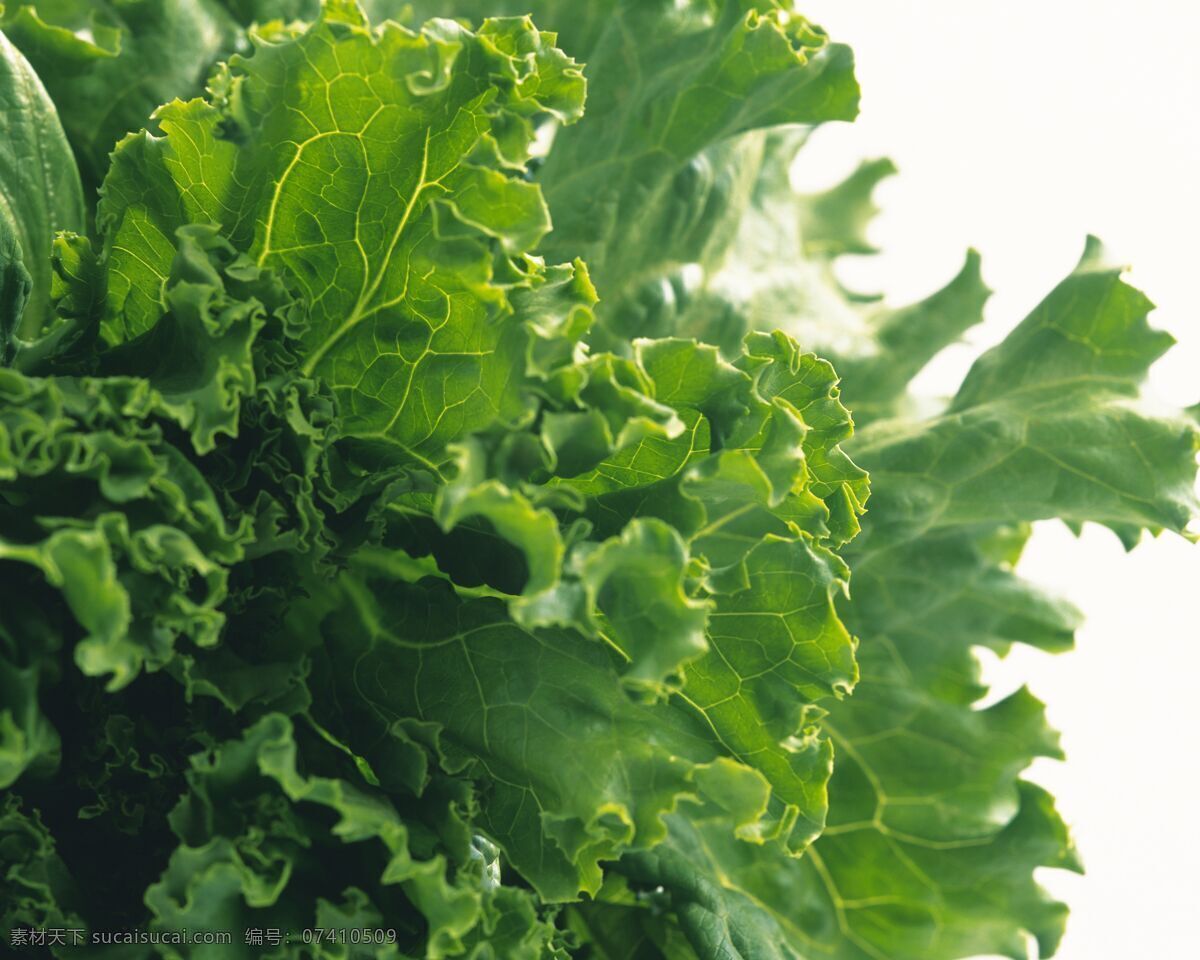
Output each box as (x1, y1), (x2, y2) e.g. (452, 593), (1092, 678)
(796, 3), (1200, 958)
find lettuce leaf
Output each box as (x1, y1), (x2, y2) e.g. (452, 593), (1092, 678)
(0, 28), (85, 342)
(1, 0), (243, 194)
(639, 133), (1199, 960)
(1, 2), (1196, 959)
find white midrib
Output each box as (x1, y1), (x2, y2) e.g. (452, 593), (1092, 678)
(299, 128), (432, 378)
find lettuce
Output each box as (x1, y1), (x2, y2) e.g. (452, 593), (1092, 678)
(1, 2), (1195, 958)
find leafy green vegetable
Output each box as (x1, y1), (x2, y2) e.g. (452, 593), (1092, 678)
(1, 0), (243, 195)
(1, 2), (1196, 958)
(0, 27), (85, 342)
(641, 129), (1198, 959)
